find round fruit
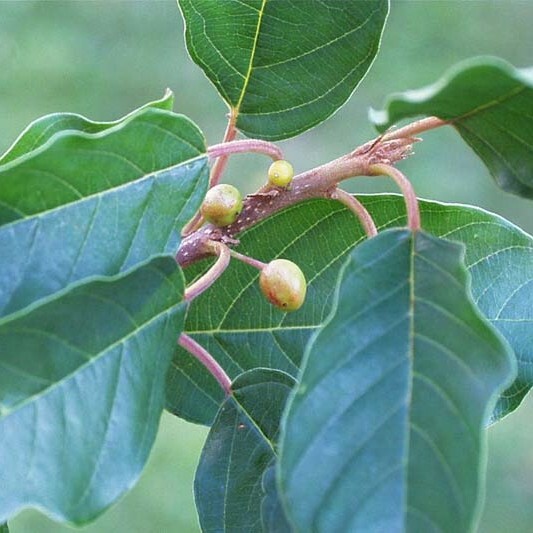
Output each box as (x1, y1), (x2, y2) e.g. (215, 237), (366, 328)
(259, 259), (306, 312)
(200, 184), (243, 227)
(268, 160), (294, 188)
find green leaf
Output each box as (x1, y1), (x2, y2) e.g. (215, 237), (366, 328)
(0, 523), (8, 533)
(194, 369), (295, 533)
(0, 90), (174, 166)
(278, 229), (515, 532)
(178, 0), (389, 140)
(370, 57), (533, 198)
(166, 196), (533, 425)
(0, 106), (208, 317)
(261, 461), (292, 533)
(0, 257), (186, 525)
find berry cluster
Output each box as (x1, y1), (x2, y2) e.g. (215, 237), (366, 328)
(198, 161), (306, 311)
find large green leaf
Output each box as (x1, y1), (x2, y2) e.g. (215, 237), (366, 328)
(194, 369), (295, 533)
(0, 257), (186, 525)
(178, 0), (389, 140)
(278, 229), (515, 532)
(0, 106), (208, 317)
(167, 196), (533, 425)
(370, 57), (533, 198)
(0, 523), (8, 533)
(0, 90), (174, 166)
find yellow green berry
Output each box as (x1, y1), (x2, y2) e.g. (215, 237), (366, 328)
(201, 184), (243, 227)
(259, 259), (306, 312)
(268, 160), (294, 188)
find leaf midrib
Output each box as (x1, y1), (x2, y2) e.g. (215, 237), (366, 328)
(253, 7), (379, 71)
(0, 276), (183, 421)
(0, 153), (206, 232)
(403, 233), (416, 525)
(233, 0), (268, 116)
(452, 84), (526, 124)
(233, 395), (276, 455)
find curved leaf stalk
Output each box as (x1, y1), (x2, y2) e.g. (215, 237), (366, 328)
(369, 163), (421, 231)
(181, 213), (206, 236)
(178, 334), (232, 395)
(381, 115), (447, 142)
(183, 241), (230, 301)
(209, 110), (237, 187)
(208, 139), (283, 162)
(331, 188), (378, 238)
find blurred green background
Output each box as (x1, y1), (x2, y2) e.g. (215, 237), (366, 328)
(1, 1), (532, 532)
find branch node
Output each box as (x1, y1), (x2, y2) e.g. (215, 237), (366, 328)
(368, 163), (421, 231)
(183, 241), (230, 301)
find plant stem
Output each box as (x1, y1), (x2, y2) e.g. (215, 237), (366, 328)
(368, 163), (421, 231)
(210, 111), (237, 188)
(177, 135), (418, 267)
(208, 139), (283, 161)
(181, 213), (205, 237)
(183, 241), (230, 301)
(331, 188), (378, 238)
(179, 334), (232, 395)
(382, 116), (447, 142)
(230, 249), (267, 270)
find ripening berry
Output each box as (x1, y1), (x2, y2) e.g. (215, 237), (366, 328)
(259, 259), (306, 312)
(268, 160), (294, 188)
(201, 184), (243, 227)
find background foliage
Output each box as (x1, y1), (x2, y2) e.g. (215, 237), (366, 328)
(1, 1), (532, 532)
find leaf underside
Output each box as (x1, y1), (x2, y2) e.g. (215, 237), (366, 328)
(179, 0), (389, 140)
(194, 369), (295, 533)
(371, 57), (533, 198)
(278, 229), (514, 533)
(166, 195), (533, 425)
(0, 258), (186, 524)
(0, 106), (208, 317)
(0, 100), (209, 524)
